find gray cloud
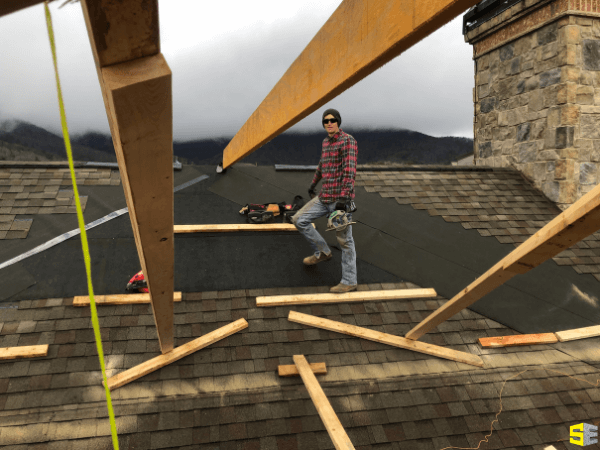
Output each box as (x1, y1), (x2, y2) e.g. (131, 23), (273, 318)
(1, 1), (474, 141)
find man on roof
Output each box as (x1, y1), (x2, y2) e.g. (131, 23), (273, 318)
(292, 108), (358, 293)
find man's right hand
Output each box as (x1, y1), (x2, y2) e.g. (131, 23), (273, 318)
(308, 188), (316, 199)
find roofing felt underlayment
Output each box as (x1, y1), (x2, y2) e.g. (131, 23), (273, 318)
(0, 162), (599, 449)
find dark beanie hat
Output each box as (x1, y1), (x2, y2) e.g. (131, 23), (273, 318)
(322, 109), (341, 128)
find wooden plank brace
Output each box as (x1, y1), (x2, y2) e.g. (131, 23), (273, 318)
(293, 355), (355, 450)
(289, 311), (484, 367)
(104, 318), (248, 390)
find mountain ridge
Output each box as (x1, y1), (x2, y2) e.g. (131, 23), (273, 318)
(0, 119), (473, 166)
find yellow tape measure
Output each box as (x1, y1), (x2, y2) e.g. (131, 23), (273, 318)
(44, 3), (120, 448)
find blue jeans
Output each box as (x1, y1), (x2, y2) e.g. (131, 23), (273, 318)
(292, 197), (357, 285)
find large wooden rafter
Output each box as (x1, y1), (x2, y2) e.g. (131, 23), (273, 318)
(78, 0), (175, 353)
(221, 0), (480, 168)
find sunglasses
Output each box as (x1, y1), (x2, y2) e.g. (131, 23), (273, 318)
(323, 119), (338, 124)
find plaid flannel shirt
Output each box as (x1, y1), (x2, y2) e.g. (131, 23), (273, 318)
(310, 128), (358, 203)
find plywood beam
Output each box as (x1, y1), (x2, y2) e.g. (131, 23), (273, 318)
(0, 345), (49, 360)
(293, 355), (355, 450)
(555, 325), (600, 342)
(175, 223), (314, 233)
(80, 0), (175, 353)
(73, 292), (182, 307)
(279, 362), (327, 377)
(479, 333), (558, 348)
(258, 288), (437, 307)
(104, 319), (248, 390)
(289, 311), (484, 367)
(406, 180), (600, 341)
(222, 0), (480, 167)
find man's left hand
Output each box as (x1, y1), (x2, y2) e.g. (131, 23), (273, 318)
(335, 198), (348, 211)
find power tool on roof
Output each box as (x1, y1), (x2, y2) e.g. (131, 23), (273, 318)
(238, 195), (306, 224)
(126, 270), (148, 293)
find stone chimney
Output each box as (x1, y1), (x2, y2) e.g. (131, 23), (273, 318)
(464, 0), (600, 210)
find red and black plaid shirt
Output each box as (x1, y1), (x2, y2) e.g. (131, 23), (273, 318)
(310, 128), (358, 203)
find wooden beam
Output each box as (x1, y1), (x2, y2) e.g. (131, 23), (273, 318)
(0, 345), (49, 360)
(222, 0), (480, 167)
(104, 318), (248, 390)
(258, 288), (437, 307)
(279, 362), (327, 377)
(174, 223), (314, 233)
(73, 292), (182, 307)
(478, 333), (558, 348)
(289, 311), (484, 367)
(406, 180), (600, 341)
(81, 0), (175, 353)
(293, 355), (355, 450)
(555, 325), (600, 342)
(0, 0), (45, 18)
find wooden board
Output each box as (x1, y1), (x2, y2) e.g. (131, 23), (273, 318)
(80, 0), (159, 67)
(555, 325), (600, 342)
(73, 292), (182, 307)
(257, 288), (437, 307)
(0, 345), (49, 360)
(479, 333), (558, 348)
(81, 0), (175, 353)
(279, 362), (327, 377)
(406, 179), (600, 341)
(289, 311), (484, 367)
(104, 319), (248, 390)
(0, 0), (45, 18)
(222, 0), (480, 167)
(174, 223), (314, 233)
(293, 355), (355, 450)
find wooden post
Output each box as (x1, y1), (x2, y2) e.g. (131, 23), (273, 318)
(222, 0), (480, 167)
(406, 180), (600, 341)
(79, 0), (175, 353)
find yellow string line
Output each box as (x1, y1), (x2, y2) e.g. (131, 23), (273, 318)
(43, 3), (120, 449)
(439, 365), (600, 450)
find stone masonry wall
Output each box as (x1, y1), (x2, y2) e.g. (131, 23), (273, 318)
(472, 10), (600, 210)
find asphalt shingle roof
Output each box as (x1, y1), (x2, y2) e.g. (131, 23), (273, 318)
(1, 281), (599, 449)
(0, 167), (121, 240)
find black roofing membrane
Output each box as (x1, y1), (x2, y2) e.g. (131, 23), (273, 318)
(1, 166), (401, 302)
(0, 262), (36, 301)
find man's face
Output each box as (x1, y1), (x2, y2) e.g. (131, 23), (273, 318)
(323, 114), (339, 136)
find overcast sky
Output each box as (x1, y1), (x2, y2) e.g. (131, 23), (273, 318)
(1, 1), (475, 142)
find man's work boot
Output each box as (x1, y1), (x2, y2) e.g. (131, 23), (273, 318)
(330, 283), (358, 293)
(303, 252), (332, 266)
